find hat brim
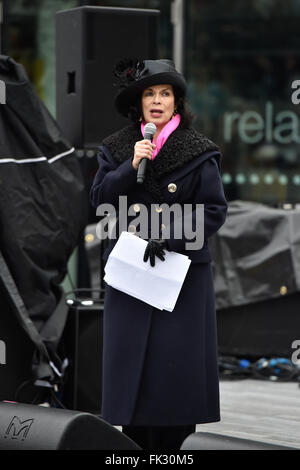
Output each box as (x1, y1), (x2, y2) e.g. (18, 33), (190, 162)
(115, 72), (186, 118)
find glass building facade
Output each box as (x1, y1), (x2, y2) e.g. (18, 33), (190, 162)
(2, 0), (300, 206)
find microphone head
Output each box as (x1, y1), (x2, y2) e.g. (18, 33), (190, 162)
(144, 122), (156, 138)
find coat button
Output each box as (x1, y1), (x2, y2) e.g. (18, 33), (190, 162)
(168, 183), (177, 193)
(133, 203), (140, 213)
(155, 205), (163, 213)
(128, 224), (136, 233)
(85, 233), (94, 243)
(280, 285), (287, 295)
(161, 224), (166, 230)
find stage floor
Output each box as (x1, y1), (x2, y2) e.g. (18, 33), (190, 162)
(196, 378), (300, 449)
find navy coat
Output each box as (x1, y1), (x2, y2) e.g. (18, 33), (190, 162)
(90, 123), (228, 426)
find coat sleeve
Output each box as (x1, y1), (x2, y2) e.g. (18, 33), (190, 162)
(164, 156), (228, 253)
(90, 145), (137, 208)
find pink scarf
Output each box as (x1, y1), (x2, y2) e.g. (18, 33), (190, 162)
(141, 113), (181, 160)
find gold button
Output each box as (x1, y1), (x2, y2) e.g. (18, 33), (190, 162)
(128, 224), (136, 233)
(161, 224), (166, 230)
(280, 285), (287, 295)
(85, 233), (94, 243)
(133, 204), (140, 213)
(155, 206), (163, 213)
(168, 183), (177, 193)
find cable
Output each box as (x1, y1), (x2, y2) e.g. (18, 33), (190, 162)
(49, 389), (66, 409)
(218, 355), (300, 382)
(218, 356), (252, 380)
(252, 357), (300, 382)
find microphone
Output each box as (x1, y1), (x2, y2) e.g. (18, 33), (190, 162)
(137, 122), (156, 184)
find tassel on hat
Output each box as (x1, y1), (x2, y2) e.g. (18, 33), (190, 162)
(113, 58), (146, 90)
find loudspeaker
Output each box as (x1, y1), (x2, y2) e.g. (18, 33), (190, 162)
(55, 6), (159, 148)
(62, 301), (104, 414)
(180, 432), (293, 450)
(217, 292), (300, 358)
(0, 402), (140, 450)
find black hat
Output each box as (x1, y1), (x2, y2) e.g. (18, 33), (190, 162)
(113, 58), (187, 118)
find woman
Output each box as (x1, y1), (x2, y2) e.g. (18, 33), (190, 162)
(90, 59), (228, 450)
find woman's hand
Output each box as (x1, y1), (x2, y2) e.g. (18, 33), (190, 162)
(143, 239), (169, 267)
(132, 139), (156, 171)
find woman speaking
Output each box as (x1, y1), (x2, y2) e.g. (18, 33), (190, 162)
(90, 58), (228, 450)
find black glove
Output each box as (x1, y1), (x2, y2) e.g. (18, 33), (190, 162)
(143, 239), (169, 267)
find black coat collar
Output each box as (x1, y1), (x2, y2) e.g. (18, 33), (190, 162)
(102, 123), (220, 202)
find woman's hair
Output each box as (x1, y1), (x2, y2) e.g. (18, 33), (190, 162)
(128, 86), (194, 128)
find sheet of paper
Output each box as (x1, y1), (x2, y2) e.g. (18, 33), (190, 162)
(103, 231), (191, 312)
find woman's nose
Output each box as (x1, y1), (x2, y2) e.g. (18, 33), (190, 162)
(152, 94), (161, 103)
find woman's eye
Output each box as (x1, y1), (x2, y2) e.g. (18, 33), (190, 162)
(144, 91), (170, 97)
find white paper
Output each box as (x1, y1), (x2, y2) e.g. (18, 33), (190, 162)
(103, 231), (191, 312)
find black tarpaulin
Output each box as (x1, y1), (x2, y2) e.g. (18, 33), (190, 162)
(210, 200), (300, 309)
(0, 55), (87, 386)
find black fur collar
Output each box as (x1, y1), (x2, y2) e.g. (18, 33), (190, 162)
(102, 123), (220, 201)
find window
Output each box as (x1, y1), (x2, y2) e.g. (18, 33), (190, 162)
(185, 0), (300, 205)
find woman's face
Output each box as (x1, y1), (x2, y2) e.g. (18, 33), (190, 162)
(141, 84), (175, 130)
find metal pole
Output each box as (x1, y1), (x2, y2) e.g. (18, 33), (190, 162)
(171, 0), (185, 73)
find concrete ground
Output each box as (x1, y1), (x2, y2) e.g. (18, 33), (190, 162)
(195, 378), (300, 449)
(117, 378), (300, 449)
